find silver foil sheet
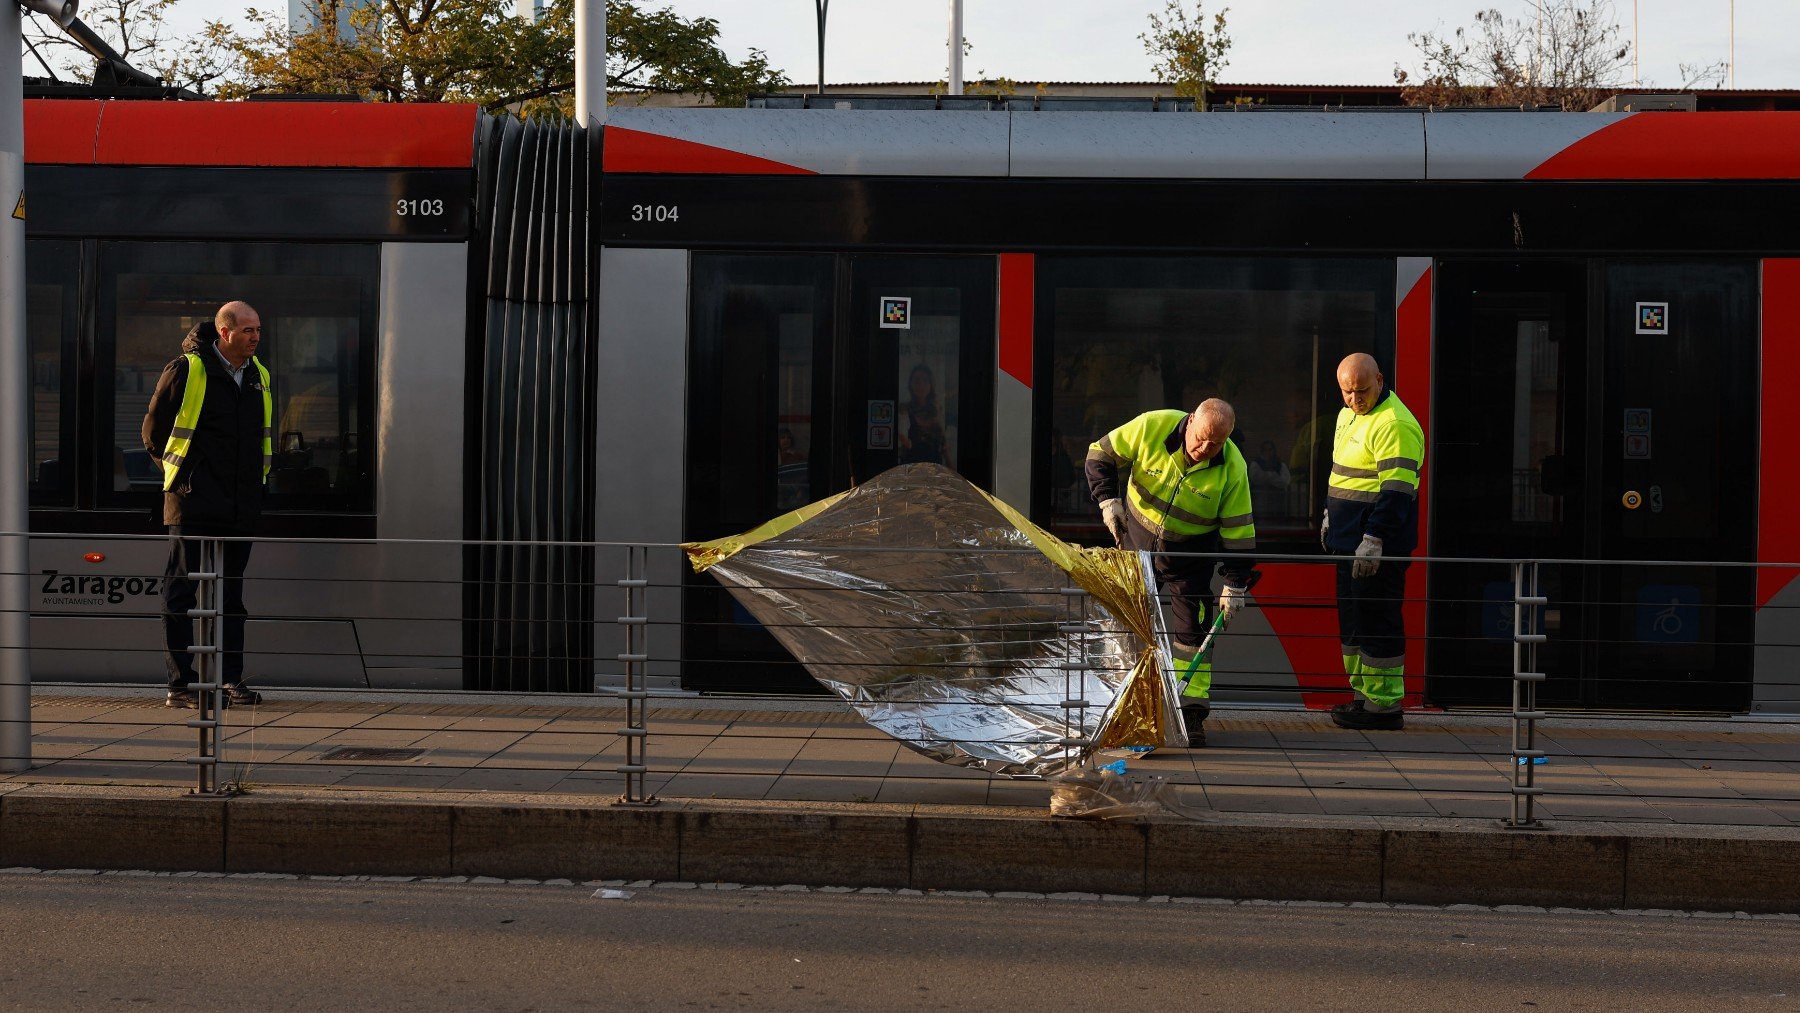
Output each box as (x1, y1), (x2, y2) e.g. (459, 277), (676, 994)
(685, 463), (1182, 777)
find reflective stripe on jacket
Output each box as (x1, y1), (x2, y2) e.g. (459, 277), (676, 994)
(1086, 408), (1256, 550)
(1325, 389), (1424, 554)
(160, 352), (273, 490)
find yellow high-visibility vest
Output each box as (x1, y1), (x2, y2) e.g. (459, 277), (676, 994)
(1088, 409), (1256, 548)
(160, 352), (273, 490)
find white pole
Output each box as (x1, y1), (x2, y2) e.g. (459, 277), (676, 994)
(1632, 0), (1640, 88)
(575, 0), (606, 125)
(0, 0), (33, 773)
(1730, 0), (1736, 89)
(947, 0), (963, 96)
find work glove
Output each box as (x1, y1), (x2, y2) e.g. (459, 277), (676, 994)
(1320, 509), (1330, 551)
(1219, 583), (1247, 624)
(1099, 498), (1129, 547)
(1352, 534), (1383, 579)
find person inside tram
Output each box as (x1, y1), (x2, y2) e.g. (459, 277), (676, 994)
(1248, 439), (1292, 497)
(1086, 397), (1258, 748)
(776, 426), (809, 511)
(898, 363), (952, 468)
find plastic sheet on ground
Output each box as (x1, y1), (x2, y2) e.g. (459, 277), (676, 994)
(1048, 763), (1179, 820)
(683, 463), (1184, 777)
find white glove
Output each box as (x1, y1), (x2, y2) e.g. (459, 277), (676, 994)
(1219, 583), (1246, 624)
(1099, 498), (1128, 547)
(1352, 534), (1383, 579)
(1320, 509), (1330, 551)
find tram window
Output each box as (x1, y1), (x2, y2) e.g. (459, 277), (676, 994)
(26, 240), (79, 507)
(96, 242), (378, 514)
(1040, 257), (1394, 547)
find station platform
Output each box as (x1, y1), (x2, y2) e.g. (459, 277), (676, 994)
(6, 688), (1800, 912)
(10, 688), (1800, 828)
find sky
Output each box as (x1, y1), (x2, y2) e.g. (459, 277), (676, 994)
(151, 0), (1795, 91)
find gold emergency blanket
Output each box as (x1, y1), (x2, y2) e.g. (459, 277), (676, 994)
(683, 463), (1183, 776)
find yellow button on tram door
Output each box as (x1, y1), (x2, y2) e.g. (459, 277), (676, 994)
(1622, 490), (1643, 510)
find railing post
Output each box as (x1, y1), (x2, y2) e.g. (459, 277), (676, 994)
(1507, 558), (1548, 828)
(614, 543), (656, 806)
(185, 536), (229, 797)
(1059, 584), (1092, 768)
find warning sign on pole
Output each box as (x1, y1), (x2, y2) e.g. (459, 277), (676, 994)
(9, 192), (21, 221)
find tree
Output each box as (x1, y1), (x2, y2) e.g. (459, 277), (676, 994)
(1393, 1), (1631, 111)
(215, 0), (785, 114)
(1140, 0), (1230, 110)
(929, 36), (1020, 99)
(21, 0), (239, 96)
(605, 2), (784, 108)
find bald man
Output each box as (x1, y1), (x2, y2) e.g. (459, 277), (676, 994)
(1087, 398), (1258, 748)
(144, 301), (273, 711)
(1323, 353), (1424, 731)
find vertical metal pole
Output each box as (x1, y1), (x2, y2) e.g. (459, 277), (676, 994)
(186, 537), (226, 796)
(1632, 0), (1640, 88)
(814, 0), (829, 95)
(575, 0), (606, 127)
(1059, 585), (1091, 767)
(947, 0), (964, 95)
(614, 544), (653, 805)
(1508, 560), (1548, 828)
(0, 1), (33, 774)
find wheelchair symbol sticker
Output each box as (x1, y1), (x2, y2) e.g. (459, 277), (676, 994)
(1636, 585), (1699, 644)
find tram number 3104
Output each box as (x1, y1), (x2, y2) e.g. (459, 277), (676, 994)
(631, 204), (680, 222)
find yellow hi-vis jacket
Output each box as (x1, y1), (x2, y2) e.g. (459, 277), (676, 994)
(160, 351), (273, 490)
(1085, 409), (1256, 551)
(1324, 389), (1424, 555)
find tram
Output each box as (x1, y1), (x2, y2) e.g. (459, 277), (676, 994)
(23, 97), (1800, 712)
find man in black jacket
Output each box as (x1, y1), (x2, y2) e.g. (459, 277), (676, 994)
(143, 301), (272, 709)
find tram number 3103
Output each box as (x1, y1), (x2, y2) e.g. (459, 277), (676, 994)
(631, 204), (680, 222)
(395, 198), (446, 217)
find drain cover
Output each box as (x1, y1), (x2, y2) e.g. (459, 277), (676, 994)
(320, 747), (426, 762)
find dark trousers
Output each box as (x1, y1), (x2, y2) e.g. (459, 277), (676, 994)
(162, 526), (253, 690)
(1155, 553), (1214, 648)
(1123, 517), (1213, 647)
(1334, 558), (1409, 668)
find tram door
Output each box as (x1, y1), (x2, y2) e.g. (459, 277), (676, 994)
(1429, 260), (1756, 711)
(684, 253), (995, 692)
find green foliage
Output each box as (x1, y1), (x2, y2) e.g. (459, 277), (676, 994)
(1140, 0), (1231, 110)
(211, 0), (785, 114)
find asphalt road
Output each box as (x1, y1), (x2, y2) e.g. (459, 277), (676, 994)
(2, 873), (1796, 1010)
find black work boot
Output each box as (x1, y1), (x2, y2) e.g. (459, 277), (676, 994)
(223, 683), (262, 707)
(1180, 701), (1211, 748)
(1331, 699), (1403, 731)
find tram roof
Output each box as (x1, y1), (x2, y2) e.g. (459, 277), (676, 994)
(19, 100), (1800, 181)
(606, 107), (1800, 181)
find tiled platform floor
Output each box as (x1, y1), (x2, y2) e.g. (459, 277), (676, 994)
(10, 691), (1800, 827)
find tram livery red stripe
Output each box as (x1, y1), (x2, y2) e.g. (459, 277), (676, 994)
(21, 100), (103, 165)
(1758, 259), (1800, 608)
(23, 100), (477, 167)
(1394, 263), (1433, 708)
(997, 254), (1034, 387)
(1526, 112), (1800, 180)
(602, 126), (815, 175)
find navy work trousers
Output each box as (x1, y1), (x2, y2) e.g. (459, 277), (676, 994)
(1334, 557), (1410, 668)
(162, 526), (253, 690)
